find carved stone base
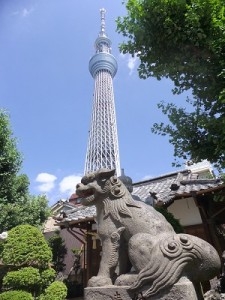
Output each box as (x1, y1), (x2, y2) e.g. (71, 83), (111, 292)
(84, 278), (199, 300)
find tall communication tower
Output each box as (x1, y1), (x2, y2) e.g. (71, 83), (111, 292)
(84, 8), (121, 176)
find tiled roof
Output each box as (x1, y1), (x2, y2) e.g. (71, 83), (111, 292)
(132, 170), (224, 206)
(56, 170), (224, 226)
(56, 205), (96, 225)
(132, 171), (186, 205)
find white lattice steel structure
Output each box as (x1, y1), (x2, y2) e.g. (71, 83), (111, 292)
(84, 9), (121, 176)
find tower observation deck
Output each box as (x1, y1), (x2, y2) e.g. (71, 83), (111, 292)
(84, 8), (121, 176)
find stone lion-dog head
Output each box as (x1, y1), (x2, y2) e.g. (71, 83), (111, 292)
(76, 168), (139, 221)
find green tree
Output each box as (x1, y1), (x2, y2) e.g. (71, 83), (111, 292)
(3, 267), (42, 294)
(1, 225), (52, 268)
(0, 290), (33, 300)
(117, 0), (225, 168)
(40, 281), (67, 300)
(0, 110), (22, 201)
(1, 225), (67, 299)
(47, 231), (67, 274)
(0, 110), (50, 232)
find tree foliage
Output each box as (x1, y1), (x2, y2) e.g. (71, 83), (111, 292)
(0, 225), (65, 299)
(0, 290), (33, 300)
(155, 207), (184, 233)
(47, 231), (67, 274)
(3, 267), (41, 293)
(41, 268), (57, 290)
(40, 281), (67, 300)
(117, 0), (225, 168)
(0, 110), (22, 202)
(2, 225), (52, 268)
(0, 110), (50, 231)
(2, 267), (56, 296)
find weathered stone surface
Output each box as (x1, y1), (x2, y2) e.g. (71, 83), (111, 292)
(84, 278), (198, 300)
(204, 290), (225, 299)
(76, 169), (221, 299)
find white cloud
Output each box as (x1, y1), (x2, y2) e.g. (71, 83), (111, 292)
(120, 53), (138, 75)
(35, 173), (57, 193)
(141, 175), (153, 181)
(22, 8), (34, 17)
(59, 175), (82, 195)
(127, 55), (138, 75)
(11, 7), (34, 18)
(33, 172), (82, 202)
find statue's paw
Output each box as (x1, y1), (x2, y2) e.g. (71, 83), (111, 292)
(88, 276), (113, 287)
(115, 273), (138, 286)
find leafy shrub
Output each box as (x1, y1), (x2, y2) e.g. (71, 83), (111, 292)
(0, 241), (5, 259)
(0, 290), (33, 300)
(40, 281), (67, 300)
(40, 268), (56, 289)
(155, 207), (184, 233)
(2, 225), (52, 268)
(3, 267), (41, 293)
(1, 225), (57, 298)
(64, 280), (83, 298)
(47, 231), (67, 273)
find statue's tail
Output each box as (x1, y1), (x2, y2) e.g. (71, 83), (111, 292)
(130, 234), (220, 298)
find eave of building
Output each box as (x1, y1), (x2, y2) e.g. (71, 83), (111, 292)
(43, 199), (77, 233)
(172, 180), (224, 199)
(57, 217), (95, 229)
(132, 170), (189, 186)
(132, 172), (224, 205)
(55, 204), (96, 228)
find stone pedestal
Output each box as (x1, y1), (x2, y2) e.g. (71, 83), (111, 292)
(84, 278), (199, 300)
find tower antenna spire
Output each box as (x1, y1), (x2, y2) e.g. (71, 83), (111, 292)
(99, 8), (106, 36)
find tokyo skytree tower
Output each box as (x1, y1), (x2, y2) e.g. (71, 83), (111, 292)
(84, 9), (121, 176)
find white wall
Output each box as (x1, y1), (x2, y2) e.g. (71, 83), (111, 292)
(168, 197), (202, 226)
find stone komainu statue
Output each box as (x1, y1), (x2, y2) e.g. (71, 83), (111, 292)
(76, 169), (221, 299)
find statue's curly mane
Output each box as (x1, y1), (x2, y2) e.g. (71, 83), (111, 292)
(102, 177), (140, 221)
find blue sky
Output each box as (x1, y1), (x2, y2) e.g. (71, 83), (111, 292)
(0, 0), (190, 204)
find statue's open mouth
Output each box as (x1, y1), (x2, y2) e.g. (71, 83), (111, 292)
(77, 188), (95, 204)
